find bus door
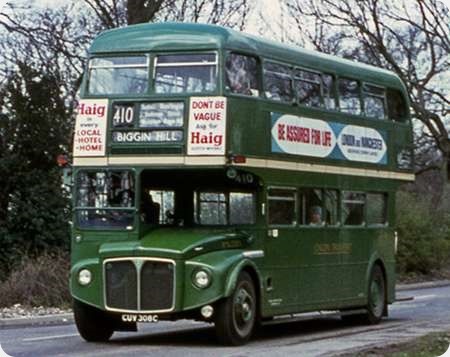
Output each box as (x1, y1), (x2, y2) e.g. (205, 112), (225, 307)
(263, 187), (300, 314)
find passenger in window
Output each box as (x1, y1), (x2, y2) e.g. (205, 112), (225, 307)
(141, 191), (160, 224)
(226, 55), (252, 95)
(109, 176), (134, 207)
(165, 209), (179, 226)
(309, 206), (323, 226)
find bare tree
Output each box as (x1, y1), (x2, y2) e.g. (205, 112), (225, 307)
(82, 0), (166, 28)
(82, 0), (250, 30)
(0, 0), (251, 88)
(161, 0), (250, 30)
(283, 0), (449, 172)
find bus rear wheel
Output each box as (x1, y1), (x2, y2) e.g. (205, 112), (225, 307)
(366, 264), (386, 324)
(214, 271), (256, 346)
(73, 299), (114, 342)
(342, 264), (386, 325)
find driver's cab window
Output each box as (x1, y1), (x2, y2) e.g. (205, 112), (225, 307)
(141, 189), (175, 225)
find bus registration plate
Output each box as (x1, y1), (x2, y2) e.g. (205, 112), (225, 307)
(121, 314), (159, 323)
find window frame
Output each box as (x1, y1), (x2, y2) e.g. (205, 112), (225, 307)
(298, 188), (340, 227)
(74, 168), (136, 231)
(194, 189), (256, 226)
(337, 77), (363, 116)
(152, 51), (219, 95)
(387, 88), (408, 122)
(87, 55), (150, 96)
(262, 60), (294, 103)
(224, 51), (261, 98)
(363, 83), (387, 120)
(267, 186), (297, 227)
(293, 67), (323, 108)
(341, 191), (366, 227)
(366, 192), (389, 227)
(323, 189), (340, 227)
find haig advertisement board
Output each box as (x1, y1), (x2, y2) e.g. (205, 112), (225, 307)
(73, 99), (108, 157)
(271, 113), (387, 165)
(187, 97), (227, 156)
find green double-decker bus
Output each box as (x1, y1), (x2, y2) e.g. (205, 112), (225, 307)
(70, 22), (414, 345)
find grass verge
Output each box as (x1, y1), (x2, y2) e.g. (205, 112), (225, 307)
(0, 251), (71, 308)
(349, 331), (450, 357)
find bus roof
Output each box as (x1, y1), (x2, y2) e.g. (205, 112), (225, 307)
(89, 22), (405, 90)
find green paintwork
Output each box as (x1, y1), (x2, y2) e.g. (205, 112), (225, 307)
(72, 22), (414, 324)
(89, 22), (408, 98)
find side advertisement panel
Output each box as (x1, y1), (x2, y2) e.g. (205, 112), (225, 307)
(271, 113), (387, 165)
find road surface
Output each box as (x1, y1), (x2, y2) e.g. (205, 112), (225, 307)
(1, 285), (449, 357)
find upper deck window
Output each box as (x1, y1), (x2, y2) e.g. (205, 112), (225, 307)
(154, 53), (217, 94)
(225, 53), (259, 96)
(264, 62), (293, 102)
(364, 84), (386, 119)
(294, 69), (321, 107)
(88, 56), (148, 95)
(339, 78), (361, 115)
(387, 89), (407, 121)
(323, 74), (336, 110)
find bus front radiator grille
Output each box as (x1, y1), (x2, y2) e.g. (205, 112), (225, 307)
(140, 261), (174, 311)
(104, 258), (175, 312)
(105, 260), (138, 310)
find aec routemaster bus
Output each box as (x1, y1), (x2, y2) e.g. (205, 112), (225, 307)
(70, 22), (414, 346)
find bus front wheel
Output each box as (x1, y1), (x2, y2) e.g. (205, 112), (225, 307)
(214, 271), (256, 346)
(73, 299), (114, 342)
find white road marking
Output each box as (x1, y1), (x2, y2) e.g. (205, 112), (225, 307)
(414, 294), (436, 300)
(23, 333), (78, 342)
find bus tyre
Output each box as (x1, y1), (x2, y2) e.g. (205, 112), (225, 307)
(73, 299), (114, 342)
(341, 265), (386, 325)
(214, 272), (256, 346)
(365, 264), (386, 324)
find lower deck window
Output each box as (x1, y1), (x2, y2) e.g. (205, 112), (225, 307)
(141, 190), (175, 225)
(300, 188), (338, 226)
(367, 193), (387, 225)
(268, 188), (296, 225)
(342, 192), (365, 226)
(195, 191), (255, 225)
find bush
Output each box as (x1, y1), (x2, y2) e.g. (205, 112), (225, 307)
(396, 190), (450, 276)
(0, 250), (70, 307)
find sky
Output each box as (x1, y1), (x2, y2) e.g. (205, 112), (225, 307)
(0, 0), (283, 35)
(0, 0), (286, 47)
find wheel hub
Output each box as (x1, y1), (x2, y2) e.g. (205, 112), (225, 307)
(235, 288), (253, 325)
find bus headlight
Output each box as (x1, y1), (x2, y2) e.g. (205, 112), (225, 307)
(193, 269), (211, 289)
(78, 269), (92, 286)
